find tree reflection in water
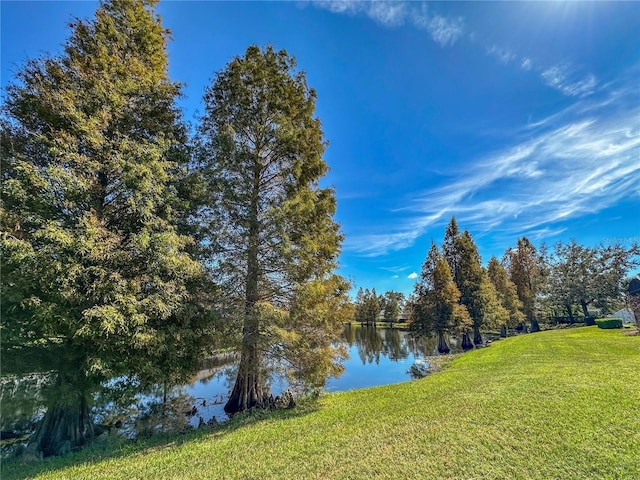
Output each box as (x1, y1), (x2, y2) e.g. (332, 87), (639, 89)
(351, 324), (459, 366)
(2, 325), (465, 453)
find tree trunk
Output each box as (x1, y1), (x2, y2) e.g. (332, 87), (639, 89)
(566, 304), (574, 324)
(224, 331), (263, 414)
(580, 300), (590, 319)
(28, 380), (95, 457)
(461, 333), (474, 351)
(473, 327), (483, 345)
(500, 325), (507, 338)
(581, 300), (596, 325)
(529, 319), (540, 332)
(224, 164), (264, 415)
(437, 332), (450, 354)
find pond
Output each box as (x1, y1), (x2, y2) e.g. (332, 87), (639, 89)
(158, 325), (462, 428)
(326, 324), (457, 391)
(0, 325), (463, 443)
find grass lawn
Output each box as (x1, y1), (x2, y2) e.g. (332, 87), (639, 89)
(3, 327), (639, 479)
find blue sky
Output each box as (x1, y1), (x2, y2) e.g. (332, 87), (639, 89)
(2, 1), (639, 296)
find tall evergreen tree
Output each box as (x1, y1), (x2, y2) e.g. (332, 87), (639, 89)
(443, 216), (461, 283)
(455, 231), (489, 345)
(443, 221), (497, 345)
(1, 0), (213, 457)
(383, 291), (404, 325)
(354, 288), (382, 325)
(504, 237), (543, 332)
(477, 275), (509, 335)
(366, 288), (381, 325)
(354, 287), (366, 323)
(411, 243), (471, 353)
(487, 256), (524, 336)
(195, 45), (349, 414)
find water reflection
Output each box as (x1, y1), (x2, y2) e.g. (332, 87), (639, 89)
(325, 325), (459, 392)
(1, 325), (460, 446)
(347, 324), (460, 364)
(0, 373), (50, 447)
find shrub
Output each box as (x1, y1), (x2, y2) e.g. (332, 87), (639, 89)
(595, 318), (623, 329)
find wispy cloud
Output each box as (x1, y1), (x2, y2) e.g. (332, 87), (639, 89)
(346, 78), (640, 256)
(308, 2), (636, 257)
(311, 1), (465, 47)
(541, 65), (598, 97)
(422, 14), (464, 47)
(345, 227), (426, 256)
(380, 265), (410, 274)
(487, 45), (517, 65)
(414, 98), (639, 231)
(479, 41), (598, 100)
(483, 46), (598, 99)
(519, 227), (568, 241)
(407, 272), (418, 279)
(367, 1), (407, 26)
(313, 1), (598, 100)
(311, 0), (403, 26)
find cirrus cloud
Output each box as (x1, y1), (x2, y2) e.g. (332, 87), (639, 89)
(345, 74), (640, 256)
(541, 65), (598, 97)
(311, 1), (465, 47)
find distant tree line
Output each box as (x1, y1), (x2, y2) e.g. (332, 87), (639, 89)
(353, 288), (406, 326)
(411, 218), (638, 352)
(355, 217), (638, 354)
(1, 0), (351, 457)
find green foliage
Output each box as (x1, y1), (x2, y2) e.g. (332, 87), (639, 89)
(382, 291), (404, 323)
(487, 256), (525, 328)
(442, 216), (461, 281)
(442, 218), (503, 340)
(354, 288), (365, 323)
(478, 275), (508, 330)
(1, 0), (215, 455)
(353, 288), (380, 325)
(504, 237), (544, 328)
(274, 275), (353, 387)
(411, 243), (472, 338)
(195, 45), (348, 411)
(543, 240), (639, 320)
(595, 318), (623, 329)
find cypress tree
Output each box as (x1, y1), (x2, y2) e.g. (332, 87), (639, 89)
(195, 45), (350, 413)
(1, 0), (212, 456)
(411, 242), (471, 354)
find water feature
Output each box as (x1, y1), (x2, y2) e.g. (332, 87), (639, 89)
(326, 324), (456, 391)
(1, 325), (462, 446)
(166, 325), (461, 426)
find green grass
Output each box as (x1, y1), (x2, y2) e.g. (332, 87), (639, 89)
(4, 327), (639, 479)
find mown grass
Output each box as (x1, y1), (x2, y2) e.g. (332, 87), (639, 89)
(3, 327), (639, 479)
